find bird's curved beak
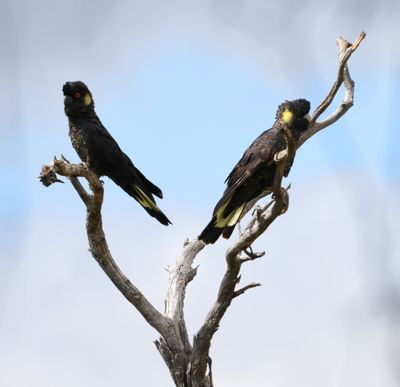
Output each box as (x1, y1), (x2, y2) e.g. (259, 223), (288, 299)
(62, 82), (72, 96)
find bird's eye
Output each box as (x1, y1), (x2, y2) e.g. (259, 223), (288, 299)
(74, 92), (81, 99)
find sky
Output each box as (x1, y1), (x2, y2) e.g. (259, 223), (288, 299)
(0, 0), (399, 386)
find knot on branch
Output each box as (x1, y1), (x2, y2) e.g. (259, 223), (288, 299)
(39, 157), (104, 207)
(39, 164), (64, 186)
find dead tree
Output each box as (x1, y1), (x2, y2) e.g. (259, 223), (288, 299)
(39, 33), (366, 387)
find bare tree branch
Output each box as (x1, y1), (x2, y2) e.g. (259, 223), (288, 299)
(298, 31), (366, 147)
(39, 159), (179, 347)
(164, 239), (204, 354)
(241, 246), (265, 262)
(233, 282), (262, 298)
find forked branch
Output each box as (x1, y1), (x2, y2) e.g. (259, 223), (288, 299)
(298, 31), (366, 146)
(39, 159), (179, 349)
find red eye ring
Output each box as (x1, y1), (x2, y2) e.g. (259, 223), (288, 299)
(74, 92), (81, 99)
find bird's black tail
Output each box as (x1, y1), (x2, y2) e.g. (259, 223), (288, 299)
(222, 225), (235, 239)
(131, 185), (172, 226)
(111, 176), (171, 225)
(134, 167), (164, 199)
(198, 217), (224, 244)
(199, 201), (245, 244)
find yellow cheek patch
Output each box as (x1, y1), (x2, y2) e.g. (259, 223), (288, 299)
(84, 93), (92, 106)
(281, 109), (293, 124)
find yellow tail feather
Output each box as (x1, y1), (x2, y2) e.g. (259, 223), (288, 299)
(227, 203), (245, 226)
(215, 201), (245, 228)
(134, 186), (156, 210)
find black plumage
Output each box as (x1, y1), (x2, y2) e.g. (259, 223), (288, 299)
(63, 81), (171, 225)
(199, 99), (310, 244)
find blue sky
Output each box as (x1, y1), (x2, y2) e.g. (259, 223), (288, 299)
(1, 1), (399, 386)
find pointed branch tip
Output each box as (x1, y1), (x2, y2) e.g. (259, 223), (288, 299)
(233, 283), (262, 298)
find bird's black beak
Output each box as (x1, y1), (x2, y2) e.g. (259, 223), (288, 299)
(62, 82), (72, 96)
(63, 82), (73, 106)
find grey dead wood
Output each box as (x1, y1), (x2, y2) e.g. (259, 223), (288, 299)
(39, 33), (365, 387)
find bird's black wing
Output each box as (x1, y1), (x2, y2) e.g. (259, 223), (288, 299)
(82, 120), (171, 225)
(220, 126), (283, 212)
(198, 126), (284, 244)
(82, 119), (163, 198)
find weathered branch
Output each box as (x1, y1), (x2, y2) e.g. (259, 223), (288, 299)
(233, 282), (262, 298)
(39, 159), (177, 347)
(163, 240), (204, 357)
(298, 31), (366, 147)
(241, 246), (265, 261)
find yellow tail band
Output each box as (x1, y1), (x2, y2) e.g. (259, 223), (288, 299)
(215, 201), (245, 228)
(134, 186), (156, 210)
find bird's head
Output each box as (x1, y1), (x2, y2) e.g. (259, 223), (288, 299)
(63, 81), (95, 117)
(276, 98), (310, 132)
